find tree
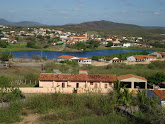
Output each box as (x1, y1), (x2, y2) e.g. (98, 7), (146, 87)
(26, 41), (36, 48)
(0, 53), (12, 61)
(0, 76), (11, 87)
(86, 40), (100, 49)
(0, 41), (8, 48)
(106, 42), (113, 47)
(141, 50), (149, 55)
(92, 55), (99, 61)
(148, 72), (165, 86)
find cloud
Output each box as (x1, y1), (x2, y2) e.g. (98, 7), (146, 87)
(153, 12), (162, 15)
(120, 10), (128, 14)
(77, 1), (85, 8)
(60, 11), (68, 15)
(72, 8), (79, 12)
(8, 10), (16, 13)
(155, 0), (165, 6)
(120, 0), (134, 6)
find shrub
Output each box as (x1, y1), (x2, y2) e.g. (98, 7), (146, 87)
(0, 76), (11, 87)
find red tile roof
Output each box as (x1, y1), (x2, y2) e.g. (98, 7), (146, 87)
(117, 74), (147, 81)
(58, 55), (90, 60)
(157, 51), (165, 56)
(133, 55), (156, 60)
(39, 73), (117, 82)
(152, 90), (165, 100)
(58, 55), (75, 59)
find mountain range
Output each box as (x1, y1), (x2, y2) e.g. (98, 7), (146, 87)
(79, 20), (141, 29)
(0, 18), (165, 29)
(0, 18), (44, 27)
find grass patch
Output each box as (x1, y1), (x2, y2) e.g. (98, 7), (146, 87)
(0, 101), (23, 123)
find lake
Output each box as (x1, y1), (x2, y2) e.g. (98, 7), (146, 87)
(11, 49), (157, 59)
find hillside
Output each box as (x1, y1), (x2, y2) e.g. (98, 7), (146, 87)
(0, 18), (44, 27)
(80, 20), (142, 29)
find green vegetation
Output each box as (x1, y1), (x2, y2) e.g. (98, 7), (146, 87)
(0, 101), (23, 123)
(0, 76), (11, 87)
(0, 52), (12, 61)
(0, 41), (8, 48)
(147, 72), (165, 86)
(66, 40), (100, 51)
(106, 42), (113, 47)
(0, 89), (164, 123)
(0, 87), (25, 123)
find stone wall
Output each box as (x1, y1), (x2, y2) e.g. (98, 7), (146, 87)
(19, 87), (113, 94)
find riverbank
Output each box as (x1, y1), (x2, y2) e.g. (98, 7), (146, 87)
(86, 46), (165, 52)
(0, 44), (165, 53)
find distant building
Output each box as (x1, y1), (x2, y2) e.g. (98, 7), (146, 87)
(58, 55), (91, 64)
(123, 43), (131, 47)
(99, 57), (122, 63)
(38, 71), (117, 93)
(117, 74), (148, 89)
(127, 55), (156, 62)
(149, 51), (165, 58)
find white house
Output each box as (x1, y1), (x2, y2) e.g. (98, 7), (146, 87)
(99, 57), (122, 63)
(127, 55), (156, 62)
(123, 43), (131, 47)
(58, 55), (91, 65)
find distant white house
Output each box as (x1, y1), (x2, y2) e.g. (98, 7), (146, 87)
(148, 51), (165, 58)
(127, 55), (156, 62)
(58, 55), (91, 65)
(99, 57), (122, 63)
(123, 43), (131, 47)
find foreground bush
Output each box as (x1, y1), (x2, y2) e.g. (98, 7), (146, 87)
(0, 101), (23, 123)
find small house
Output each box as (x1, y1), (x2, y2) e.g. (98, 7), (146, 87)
(99, 57), (122, 63)
(148, 51), (165, 58)
(58, 55), (91, 65)
(117, 74), (148, 89)
(127, 55), (156, 62)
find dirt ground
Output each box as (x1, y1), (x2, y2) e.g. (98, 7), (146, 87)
(18, 113), (41, 124)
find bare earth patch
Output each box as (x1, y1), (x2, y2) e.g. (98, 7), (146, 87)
(17, 113), (41, 124)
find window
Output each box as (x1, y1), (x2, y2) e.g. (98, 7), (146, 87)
(105, 84), (108, 88)
(76, 83), (79, 88)
(62, 83), (65, 88)
(90, 82), (93, 85)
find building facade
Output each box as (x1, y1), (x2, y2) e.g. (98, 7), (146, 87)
(38, 73), (117, 93)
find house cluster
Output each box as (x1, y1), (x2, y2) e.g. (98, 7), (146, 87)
(57, 55), (92, 65)
(0, 25), (152, 48)
(94, 51), (165, 64)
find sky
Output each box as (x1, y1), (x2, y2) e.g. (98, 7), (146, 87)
(0, 0), (165, 26)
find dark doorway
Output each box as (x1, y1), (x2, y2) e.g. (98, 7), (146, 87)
(76, 83), (79, 88)
(62, 83), (65, 88)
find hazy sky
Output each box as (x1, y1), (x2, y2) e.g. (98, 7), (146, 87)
(1, 0), (165, 26)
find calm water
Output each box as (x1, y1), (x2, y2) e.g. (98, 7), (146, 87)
(11, 49), (157, 59)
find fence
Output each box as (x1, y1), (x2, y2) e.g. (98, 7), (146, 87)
(10, 80), (38, 86)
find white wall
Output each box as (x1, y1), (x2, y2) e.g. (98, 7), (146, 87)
(127, 56), (136, 62)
